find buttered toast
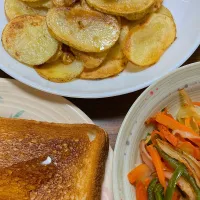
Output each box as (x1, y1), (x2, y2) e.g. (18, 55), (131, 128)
(0, 117), (109, 200)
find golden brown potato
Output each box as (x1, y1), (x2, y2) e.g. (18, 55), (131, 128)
(46, 44), (63, 63)
(4, 0), (47, 20)
(52, 0), (76, 7)
(86, 0), (155, 20)
(35, 60), (84, 82)
(80, 0), (92, 10)
(20, 0), (43, 2)
(152, 0), (163, 12)
(47, 44), (75, 65)
(123, 13), (176, 67)
(46, 7), (121, 52)
(62, 51), (75, 65)
(26, 0), (53, 9)
(156, 5), (173, 19)
(80, 42), (127, 79)
(2, 15), (59, 66)
(71, 48), (108, 69)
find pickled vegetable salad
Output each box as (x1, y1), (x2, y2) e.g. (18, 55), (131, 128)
(128, 89), (200, 200)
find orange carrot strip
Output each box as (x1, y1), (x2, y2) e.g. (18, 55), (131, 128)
(157, 124), (178, 146)
(151, 130), (165, 140)
(155, 113), (198, 136)
(147, 145), (166, 190)
(193, 102), (200, 106)
(127, 164), (151, 185)
(177, 141), (200, 160)
(144, 178), (151, 188)
(136, 181), (148, 200)
(145, 117), (156, 125)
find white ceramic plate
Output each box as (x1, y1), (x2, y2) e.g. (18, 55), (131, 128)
(0, 78), (113, 200)
(113, 61), (200, 200)
(0, 1), (200, 98)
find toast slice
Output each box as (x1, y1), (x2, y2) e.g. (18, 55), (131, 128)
(0, 117), (109, 200)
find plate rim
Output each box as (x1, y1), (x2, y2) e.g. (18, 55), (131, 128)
(1, 40), (199, 99)
(113, 61), (200, 200)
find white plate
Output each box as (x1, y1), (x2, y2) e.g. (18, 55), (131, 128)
(113, 61), (200, 200)
(0, 78), (113, 200)
(0, 1), (200, 98)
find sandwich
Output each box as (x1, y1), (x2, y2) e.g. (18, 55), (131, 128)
(0, 117), (109, 200)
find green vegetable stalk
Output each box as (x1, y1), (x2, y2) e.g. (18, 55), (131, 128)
(165, 165), (184, 200)
(155, 145), (200, 200)
(148, 178), (158, 200)
(154, 183), (164, 200)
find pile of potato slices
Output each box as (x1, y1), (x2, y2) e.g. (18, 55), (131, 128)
(2, 0), (176, 83)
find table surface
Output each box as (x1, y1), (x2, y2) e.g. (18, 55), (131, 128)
(0, 47), (199, 149)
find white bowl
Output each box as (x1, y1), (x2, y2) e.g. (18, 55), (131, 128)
(113, 62), (200, 200)
(0, 0), (200, 98)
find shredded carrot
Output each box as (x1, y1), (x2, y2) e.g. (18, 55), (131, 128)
(151, 130), (165, 140)
(136, 181), (148, 200)
(145, 117), (156, 125)
(157, 124), (178, 146)
(155, 113), (198, 136)
(127, 164), (151, 185)
(193, 102), (200, 106)
(185, 117), (191, 128)
(147, 145), (166, 190)
(151, 130), (165, 145)
(177, 141), (200, 160)
(144, 178), (151, 188)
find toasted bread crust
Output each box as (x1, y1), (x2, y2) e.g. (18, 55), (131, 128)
(0, 117), (109, 199)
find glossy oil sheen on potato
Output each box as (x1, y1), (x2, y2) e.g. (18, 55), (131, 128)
(46, 7), (120, 52)
(2, 15), (59, 66)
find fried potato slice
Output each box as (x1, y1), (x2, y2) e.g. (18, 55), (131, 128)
(80, 42), (127, 79)
(71, 48), (108, 69)
(46, 44), (63, 63)
(47, 44), (75, 65)
(86, 0), (155, 20)
(35, 60), (84, 82)
(80, 0), (92, 10)
(62, 51), (75, 65)
(2, 15), (59, 66)
(151, 0), (163, 12)
(20, 0), (43, 2)
(123, 13), (176, 67)
(26, 0), (53, 8)
(46, 7), (120, 52)
(52, 0), (76, 7)
(156, 5), (173, 18)
(4, 0), (47, 20)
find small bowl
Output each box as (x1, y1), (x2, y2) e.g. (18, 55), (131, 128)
(113, 62), (200, 200)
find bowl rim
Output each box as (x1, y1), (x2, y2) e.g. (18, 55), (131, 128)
(113, 61), (200, 200)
